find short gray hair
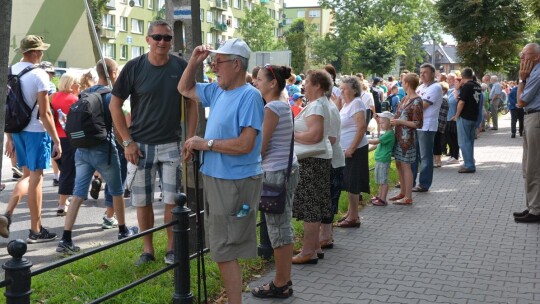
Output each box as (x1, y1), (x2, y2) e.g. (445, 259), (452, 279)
(341, 76), (362, 97)
(227, 54), (248, 72)
(420, 63), (436, 74)
(147, 20), (173, 36)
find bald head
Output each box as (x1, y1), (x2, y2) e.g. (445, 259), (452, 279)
(521, 43), (540, 64)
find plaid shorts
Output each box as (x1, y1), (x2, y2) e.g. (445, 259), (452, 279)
(126, 141), (182, 207)
(374, 161), (390, 185)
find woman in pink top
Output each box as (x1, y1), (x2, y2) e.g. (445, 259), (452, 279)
(50, 73), (80, 216)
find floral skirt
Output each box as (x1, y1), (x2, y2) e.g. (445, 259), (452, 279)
(293, 157), (332, 223)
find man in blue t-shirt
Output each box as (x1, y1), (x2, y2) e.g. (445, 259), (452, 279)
(179, 38), (264, 304)
(56, 58), (137, 255)
(507, 85), (523, 138)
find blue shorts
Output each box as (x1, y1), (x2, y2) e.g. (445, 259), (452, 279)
(72, 143), (123, 200)
(12, 131), (51, 171)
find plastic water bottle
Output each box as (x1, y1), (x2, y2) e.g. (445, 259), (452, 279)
(236, 204), (250, 218)
(57, 109), (66, 130)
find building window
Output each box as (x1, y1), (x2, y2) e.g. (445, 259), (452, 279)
(233, 0), (240, 9)
(286, 18), (292, 25)
(207, 11), (213, 23)
(234, 17), (240, 28)
(103, 14), (115, 29)
(102, 43), (116, 59)
(309, 10), (320, 17)
(148, 0), (153, 9)
(243, 0), (248, 10)
(297, 10), (305, 18)
(120, 0), (126, 3)
(207, 32), (213, 44)
(119, 16), (128, 31)
(200, 9), (204, 21)
(131, 46), (144, 59)
(132, 0), (143, 7)
(158, 0), (164, 8)
(201, 31), (205, 43)
(120, 45), (128, 59)
(131, 19), (144, 34)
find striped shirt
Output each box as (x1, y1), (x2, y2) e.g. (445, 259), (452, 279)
(262, 100), (298, 172)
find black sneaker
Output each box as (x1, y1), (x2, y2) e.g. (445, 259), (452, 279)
(56, 239), (81, 254)
(53, 178), (59, 187)
(118, 226), (139, 240)
(135, 253), (156, 266)
(27, 227), (57, 243)
(90, 177), (102, 199)
(12, 167), (23, 180)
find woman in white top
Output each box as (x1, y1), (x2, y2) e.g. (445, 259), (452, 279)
(251, 64), (299, 298)
(335, 77), (369, 228)
(361, 80), (377, 136)
(292, 70), (333, 265)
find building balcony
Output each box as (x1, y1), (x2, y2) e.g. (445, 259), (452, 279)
(210, 0), (228, 10)
(278, 21), (286, 27)
(105, 0), (115, 10)
(211, 22), (228, 32)
(100, 27), (116, 39)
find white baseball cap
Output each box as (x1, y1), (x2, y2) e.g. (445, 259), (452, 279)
(378, 111), (394, 119)
(210, 38), (251, 59)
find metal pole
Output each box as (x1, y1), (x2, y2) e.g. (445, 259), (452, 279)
(172, 193), (193, 304)
(258, 212), (274, 260)
(82, 0), (112, 88)
(2, 240), (33, 304)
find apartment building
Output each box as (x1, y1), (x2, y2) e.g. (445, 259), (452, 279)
(282, 4), (334, 36)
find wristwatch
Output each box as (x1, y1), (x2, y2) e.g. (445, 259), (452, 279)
(207, 139), (214, 151)
(122, 138), (133, 147)
(520, 79), (526, 84)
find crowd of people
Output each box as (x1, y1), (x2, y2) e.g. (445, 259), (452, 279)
(1, 22), (539, 303)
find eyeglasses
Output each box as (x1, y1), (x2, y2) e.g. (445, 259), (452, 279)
(210, 59), (235, 69)
(149, 34), (173, 42)
(264, 64), (277, 80)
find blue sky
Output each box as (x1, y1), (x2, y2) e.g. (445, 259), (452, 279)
(284, 0), (319, 6)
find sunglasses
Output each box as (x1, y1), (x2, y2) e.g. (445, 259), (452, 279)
(149, 34), (173, 42)
(264, 64), (277, 80)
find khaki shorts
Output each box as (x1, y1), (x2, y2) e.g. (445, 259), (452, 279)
(202, 174), (263, 263)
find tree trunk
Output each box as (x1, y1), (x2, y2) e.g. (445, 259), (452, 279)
(0, 0), (12, 174)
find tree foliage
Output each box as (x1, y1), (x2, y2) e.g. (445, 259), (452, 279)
(320, 0), (440, 75)
(239, 5), (277, 52)
(284, 19), (317, 73)
(436, 0), (527, 77)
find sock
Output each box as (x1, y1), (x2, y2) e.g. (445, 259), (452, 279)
(118, 224), (128, 234)
(62, 230), (72, 243)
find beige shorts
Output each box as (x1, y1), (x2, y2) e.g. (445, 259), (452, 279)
(202, 174), (263, 263)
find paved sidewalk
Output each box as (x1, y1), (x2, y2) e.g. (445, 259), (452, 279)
(246, 114), (539, 304)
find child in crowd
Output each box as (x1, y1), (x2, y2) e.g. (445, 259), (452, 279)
(368, 111), (395, 205)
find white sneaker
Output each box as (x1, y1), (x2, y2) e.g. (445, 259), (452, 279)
(446, 157), (460, 164)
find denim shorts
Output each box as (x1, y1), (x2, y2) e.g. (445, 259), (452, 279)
(126, 142), (182, 207)
(12, 131), (51, 171)
(264, 164), (299, 248)
(374, 162), (390, 185)
(72, 144), (122, 199)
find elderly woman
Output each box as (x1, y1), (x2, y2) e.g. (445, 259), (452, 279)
(335, 77), (369, 228)
(50, 73), (81, 215)
(292, 70), (333, 265)
(250, 64), (299, 298)
(389, 73), (423, 205)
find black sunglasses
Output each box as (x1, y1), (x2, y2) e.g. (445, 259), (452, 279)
(149, 34), (173, 42)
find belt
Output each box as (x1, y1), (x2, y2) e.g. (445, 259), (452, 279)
(524, 108), (540, 115)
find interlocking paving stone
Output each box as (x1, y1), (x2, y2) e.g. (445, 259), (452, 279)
(245, 115), (540, 303)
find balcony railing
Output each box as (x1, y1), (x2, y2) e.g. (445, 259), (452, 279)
(211, 22), (228, 32)
(210, 0), (228, 10)
(260, 0), (269, 4)
(100, 27), (116, 39)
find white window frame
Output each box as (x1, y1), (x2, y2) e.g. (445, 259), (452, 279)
(207, 32), (214, 44)
(103, 14), (115, 29)
(102, 43), (116, 59)
(119, 16), (128, 32)
(207, 11), (213, 23)
(133, 0), (143, 7)
(120, 45), (128, 59)
(234, 17), (240, 28)
(131, 18), (144, 34)
(148, 0), (153, 9)
(297, 10), (305, 18)
(200, 9), (204, 21)
(158, 0), (164, 9)
(233, 0), (240, 9)
(131, 46), (144, 59)
(309, 10), (320, 17)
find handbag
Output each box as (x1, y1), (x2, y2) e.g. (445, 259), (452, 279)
(259, 121), (294, 214)
(294, 140), (326, 160)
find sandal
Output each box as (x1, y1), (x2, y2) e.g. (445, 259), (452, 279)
(335, 218), (360, 228)
(393, 198), (413, 205)
(389, 193), (405, 201)
(293, 248), (324, 259)
(372, 197), (387, 206)
(320, 239), (334, 249)
(251, 281), (292, 299)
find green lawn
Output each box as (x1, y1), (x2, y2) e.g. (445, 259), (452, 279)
(4, 151), (398, 304)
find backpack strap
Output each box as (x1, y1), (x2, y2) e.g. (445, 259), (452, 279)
(10, 65), (39, 115)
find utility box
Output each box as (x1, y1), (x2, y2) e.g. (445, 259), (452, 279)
(248, 50), (292, 71)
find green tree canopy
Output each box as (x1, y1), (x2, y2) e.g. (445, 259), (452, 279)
(284, 19), (317, 73)
(239, 5), (277, 51)
(436, 0), (527, 77)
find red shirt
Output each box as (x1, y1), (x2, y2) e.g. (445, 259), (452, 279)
(291, 105), (303, 117)
(50, 91), (78, 138)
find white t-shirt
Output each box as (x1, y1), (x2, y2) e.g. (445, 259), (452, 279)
(294, 96), (332, 159)
(340, 97), (368, 150)
(360, 91), (374, 110)
(11, 62), (50, 132)
(416, 81), (443, 131)
(328, 101), (345, 168)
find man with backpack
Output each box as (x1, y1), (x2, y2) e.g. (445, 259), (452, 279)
(56, 58), (138, 254)
(110, 21), (198, 266)
(0, 35), (62, 242)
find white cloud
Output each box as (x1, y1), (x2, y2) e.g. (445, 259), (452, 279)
(284, 0), (320, 7)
